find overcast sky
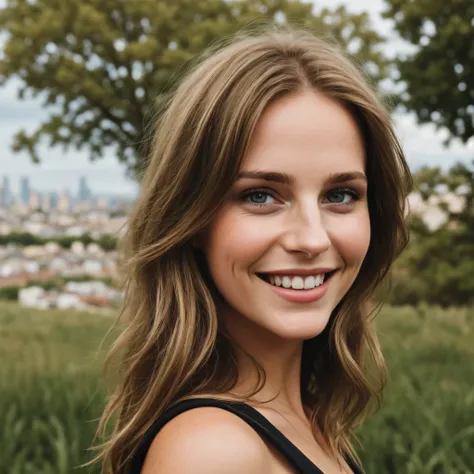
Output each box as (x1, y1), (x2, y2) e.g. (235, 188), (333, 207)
(0, 0), (473, 197)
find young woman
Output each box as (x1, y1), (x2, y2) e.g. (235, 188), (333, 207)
(93, 26), (412, 474)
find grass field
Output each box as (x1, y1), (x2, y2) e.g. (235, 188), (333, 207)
(1, 301), (473, 474)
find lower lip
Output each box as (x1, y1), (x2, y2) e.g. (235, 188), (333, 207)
(259, 273), (335, 303)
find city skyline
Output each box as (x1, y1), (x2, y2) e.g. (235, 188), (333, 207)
(0, 174), (133, 213)
(0, 173), (135, 199)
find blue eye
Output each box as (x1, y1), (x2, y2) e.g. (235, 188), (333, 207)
(240, 188), (276, 207)
(326, 189), (359, 205)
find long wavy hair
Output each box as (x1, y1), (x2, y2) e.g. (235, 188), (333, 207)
(91, 25), (412, 474)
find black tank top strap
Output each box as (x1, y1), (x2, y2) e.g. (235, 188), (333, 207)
(130, 397), (362, 474)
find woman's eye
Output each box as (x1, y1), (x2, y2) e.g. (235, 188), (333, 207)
(241, 189), (276, 207)
(326, 188), (360, 206)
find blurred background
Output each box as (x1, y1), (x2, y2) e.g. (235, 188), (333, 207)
(0, 0), (473, 473)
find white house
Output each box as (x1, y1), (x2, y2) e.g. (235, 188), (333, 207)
(50, 257), (68, 272)
(44, 241), (61, 255)
(24, 261), (40, 274)
(65, 280), (109, 296)
(19, 286), (45, 307)
(82, 259), (103, 275)
(71, 241), (85, 255)
(86, 242), (104, 256)
(56, 293), (82, 309)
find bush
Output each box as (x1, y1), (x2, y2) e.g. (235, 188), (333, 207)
(0, 286), (20, 301)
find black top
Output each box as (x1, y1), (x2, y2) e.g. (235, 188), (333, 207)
(130, 397), (363, 474)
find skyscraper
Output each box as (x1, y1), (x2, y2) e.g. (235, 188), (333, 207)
(49, 192), (58, 210)
(78, 176), (92, 202)
(20, 176), (30, 205)
(2, 176), (11, 209)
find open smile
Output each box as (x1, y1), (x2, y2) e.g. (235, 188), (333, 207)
(256, 270), (337, 303)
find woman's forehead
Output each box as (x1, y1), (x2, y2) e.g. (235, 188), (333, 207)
(239, 90), (366, 181)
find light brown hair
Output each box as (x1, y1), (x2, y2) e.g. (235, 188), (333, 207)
(91, 24), (412, 474)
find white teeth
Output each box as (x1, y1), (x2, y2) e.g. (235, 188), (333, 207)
(264, 273), (327, 290)
(291, 276), (304, 289)
(303, 276), (315, 289)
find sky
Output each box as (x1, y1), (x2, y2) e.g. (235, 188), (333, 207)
(0, 0), (473, 198)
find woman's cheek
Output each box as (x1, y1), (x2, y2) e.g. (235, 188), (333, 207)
(329, 211), (371, 261)
(205, 208), (270, 263)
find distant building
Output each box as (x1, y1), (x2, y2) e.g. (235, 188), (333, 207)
(2, 176), (11, 209)
(71, 241), (85, 255)
(20, 177), (30, 205)
(57, 293), (82, 310)
(40, 193), (51, 211)
(28, 191), (40, 210)
(19, 286), (45, 308)
(82, 259), (103, 275)
(95, 196), (108, 209)
(57, 191), (71, 213)
(49, 192), (58, 210)
(78, 176), (92, 202)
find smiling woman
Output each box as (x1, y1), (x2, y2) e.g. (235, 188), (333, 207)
(90, 25), (413, 474)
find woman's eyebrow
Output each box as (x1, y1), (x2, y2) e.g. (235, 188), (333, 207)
(325, 171), (367, 184)
(236, 170), (367, 185)
(237, 170), (292, 185)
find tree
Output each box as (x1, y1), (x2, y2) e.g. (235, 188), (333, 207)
(387, 160), (474, 307)
(381, 1), (474, 306)
(383, 0), (474, 145)
(0, 0), (389, 178)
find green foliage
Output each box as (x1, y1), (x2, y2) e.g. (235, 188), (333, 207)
(0, 286), (20, 300)
(27, 279), (61, 290)
(382, 160), (474, 307)
(0, 0), (388, 177)
(0, 232), (41, 247)
(62, 275), (115, 287)
(56, 233), (95, 249)
(96, 234), (117, 252)
(0, 231), (117, 250)
(383, 0), (474, 144)
(1, 302), (473, 473)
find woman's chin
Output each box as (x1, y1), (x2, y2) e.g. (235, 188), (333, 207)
(268, 314), (331, 341)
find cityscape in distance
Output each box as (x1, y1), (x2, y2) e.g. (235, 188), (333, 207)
(0, 175), (135, 213)
(0, 174), (134, 313)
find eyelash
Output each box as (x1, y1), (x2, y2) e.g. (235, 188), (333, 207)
(240, 187), (361, 209)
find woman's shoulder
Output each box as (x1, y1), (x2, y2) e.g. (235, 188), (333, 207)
(140, 405), (270, 474)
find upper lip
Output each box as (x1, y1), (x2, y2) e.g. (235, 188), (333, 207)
(257, 268), (337, 276)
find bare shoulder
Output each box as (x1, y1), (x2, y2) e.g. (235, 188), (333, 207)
(141, 406), (271, 474)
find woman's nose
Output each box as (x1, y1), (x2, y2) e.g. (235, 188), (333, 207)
(280, 207), (331, 258)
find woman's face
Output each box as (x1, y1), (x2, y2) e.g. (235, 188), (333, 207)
(201, 89), (370, 341)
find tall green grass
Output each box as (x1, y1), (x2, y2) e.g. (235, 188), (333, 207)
(358, 304), (474, 473)
(0, 303), (112, 474)
(1, 302), (473, 473)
